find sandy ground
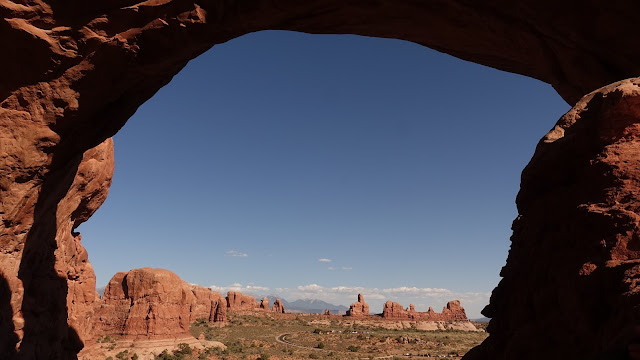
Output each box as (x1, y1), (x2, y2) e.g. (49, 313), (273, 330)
(78, 335), (225, 360)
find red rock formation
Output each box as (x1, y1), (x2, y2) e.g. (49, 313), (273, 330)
(346, 294), (370, 317)
(93, 268), (225, 338)
(226, 291), (258, 311)
(272, 299), (286, 314)
(383, 300), (467, 321)
(465, 79), (640, 359)
(3, 1), (640, 358)
(0, 136), (114, 358)
(259, 297), (270, 311)
(324, 308), (332, 316)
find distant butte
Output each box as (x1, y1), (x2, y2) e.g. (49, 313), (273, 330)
(346, 293), (370, 317)
(382, 300), (468, 321)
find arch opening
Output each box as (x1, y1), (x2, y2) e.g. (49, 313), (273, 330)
(78, 29), (569, 330)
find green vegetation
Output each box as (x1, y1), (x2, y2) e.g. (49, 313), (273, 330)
(99, 313), (486, 360)
(153, 343), (196, 360)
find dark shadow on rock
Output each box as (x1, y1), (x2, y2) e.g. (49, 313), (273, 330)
(0, 273), (18, 358)
(17, 153), (84, 360)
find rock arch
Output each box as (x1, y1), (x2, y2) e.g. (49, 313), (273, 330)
(1, 1), (640, 358)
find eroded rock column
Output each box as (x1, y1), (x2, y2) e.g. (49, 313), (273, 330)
(465, 78), (640, 359)
(0, 133), (113, 359)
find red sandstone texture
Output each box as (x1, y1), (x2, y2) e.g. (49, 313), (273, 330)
(465, 79), (640, 360)
(2, 1), (640, 358)
(346, 294), (370, 317)
(226, 291), (258, 312)
(382, 300), (467, 321)
(272, 299), (286, 314)
(259, 297), (270, 311)
(93, 268), (226, 338)
(0, 135), (114, 358)
(324, 308), (332, 316)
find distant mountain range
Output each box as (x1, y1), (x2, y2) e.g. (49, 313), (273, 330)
(96, 286), (348, 314)
(265, 295), (348, 314)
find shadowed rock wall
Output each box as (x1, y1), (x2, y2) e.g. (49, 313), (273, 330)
(2, 0), (640, 358)
(466, 79), (640, 359)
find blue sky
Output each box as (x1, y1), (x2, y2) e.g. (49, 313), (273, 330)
(78, 30), (570, 318)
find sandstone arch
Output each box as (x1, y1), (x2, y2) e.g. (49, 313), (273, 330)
(2, 1), (640, 359)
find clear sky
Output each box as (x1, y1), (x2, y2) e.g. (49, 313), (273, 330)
(78, 30), (570, 318)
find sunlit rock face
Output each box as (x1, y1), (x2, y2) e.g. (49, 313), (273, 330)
(465, 79), (640, 359)
(92, 268), (226, 338)
(225, 291), (258, 311)
(382, 300), (467, 321)
(2, 0), (640, 358)
(272, 299), (286, 314)
(346, 294), (370, 317)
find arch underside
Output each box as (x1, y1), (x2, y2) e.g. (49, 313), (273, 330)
(1, 1), (640, 358)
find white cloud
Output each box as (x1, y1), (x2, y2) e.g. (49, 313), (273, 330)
(209, 283), (270, 294)
(342, 266), (353, 270)
(318, 258), (332, 263)
(226, 250), (248, 257)
(297, 284), (325, 292)
(381, 286), (453, 296)
(328, 266), (335, 270)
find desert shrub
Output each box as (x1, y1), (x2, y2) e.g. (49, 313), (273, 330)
(313, 329), (323, 334)
(317, 342), (325, 349)
(105, 357), (113, 360)
(347, 345), (360, 352)
(154, 350), (174, 360)
(115, 350), (129, 360)
(225, 341), (246, 354)
(132, 354), (139, 360)
(194, 318), (208, 326)
(309, 353), (319, 359)
(257, 354), (270, 360)
(173, 343), (193, 358)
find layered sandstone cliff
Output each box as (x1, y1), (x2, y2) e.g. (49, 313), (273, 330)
(93, 268), (226, 338)
(382, 300), (467, 321)
(226, 291), (258, 311)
